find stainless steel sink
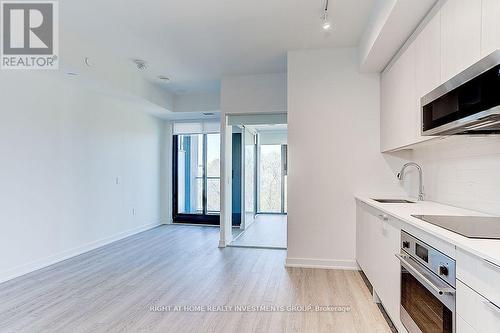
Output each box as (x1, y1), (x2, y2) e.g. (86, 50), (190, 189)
(372, 199), (416, 204)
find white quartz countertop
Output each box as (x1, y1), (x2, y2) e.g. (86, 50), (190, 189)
(355, 196), (500, 267)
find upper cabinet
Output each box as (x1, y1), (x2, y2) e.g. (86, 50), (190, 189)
(481, 0), (500, 57)
(440, 0), (481, 82)
(415, 12), (441, 99)
(381, 45), (417, 152)
(415, 11), (441, 144)
(380, 0), (496, 152)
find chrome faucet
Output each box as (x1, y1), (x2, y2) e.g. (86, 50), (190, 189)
(397, 162), (425, 201)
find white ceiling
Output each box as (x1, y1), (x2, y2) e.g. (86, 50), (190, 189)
(61, 0), (375, 94)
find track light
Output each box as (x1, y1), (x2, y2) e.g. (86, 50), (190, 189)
(322, 19), (331, 31)
(322, 0), (332, 31)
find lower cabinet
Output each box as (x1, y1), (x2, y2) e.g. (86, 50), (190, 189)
(456, 249), (500, 307)
(457, 280), (500, 332)
(357, 201), (500, 333)
(356, 202), (404, 332)
(457, 314), (476, 333)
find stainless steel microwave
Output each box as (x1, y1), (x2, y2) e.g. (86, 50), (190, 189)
(421, 50), (500, 136)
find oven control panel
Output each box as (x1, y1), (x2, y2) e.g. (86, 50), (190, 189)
(401, 231), (456, 287)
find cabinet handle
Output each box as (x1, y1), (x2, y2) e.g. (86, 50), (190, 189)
(483, 300), (500, 316)
(483, 258), (500, 271)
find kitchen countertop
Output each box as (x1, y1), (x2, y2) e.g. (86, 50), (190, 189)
(355, 196), (500, 267)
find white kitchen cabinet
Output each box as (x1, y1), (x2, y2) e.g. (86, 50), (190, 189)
(380, 44), (417, 152)
(415, 11), (441, 99)
(371, 213), (401, 327)
(481, 0), (500, 57)
(355, 204), (372, 279)
(457, 314), (477, 333)
(440, 0), (482, 82)
(414, 11), (441, 145)
(381, 0), (484, 152)
(380, 62), (398, 152)
(356, 203), (381, 286)
(457, 280), (500, 333)
(356, 202), (403, 332)
(456, 249), (500, 307)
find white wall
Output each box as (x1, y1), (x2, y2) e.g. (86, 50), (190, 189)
(0, 70), (166, 283)
(407, 136), (500, 216)
(221, 73), (287, 114)
(286, 48), (407, 269)
(173, 92), (220, 113)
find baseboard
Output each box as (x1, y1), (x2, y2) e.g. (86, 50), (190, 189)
(0, 221), (160, 284)
(285, 257), (359, 270)
(160, 218), (172, 224)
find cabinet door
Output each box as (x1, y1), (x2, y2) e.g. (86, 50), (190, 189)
(355, 204), (370, 274)
(356, 203), (379, 284)
(440, 0), (481, 82)
(481, 0), (500, 57)
(380, 66), (397, 152)
(373, 215), (402, 330)
(357, 203), (403, 331)
(380, 45), (417, 152)
(416, 11), (441, 99)
(457, 249), (500, 307)
(415, 11), (441, 143)
(457, 315), (477, 333)
(457, 280), (500, 333)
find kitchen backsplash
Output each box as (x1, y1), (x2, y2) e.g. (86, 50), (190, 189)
(409, 136), (500, 216)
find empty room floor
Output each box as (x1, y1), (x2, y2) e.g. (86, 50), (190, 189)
(231, 214), (287, 248)
(0, 225), (390, 333)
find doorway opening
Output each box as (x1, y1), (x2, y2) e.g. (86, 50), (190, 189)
(229, 123), (287, 249)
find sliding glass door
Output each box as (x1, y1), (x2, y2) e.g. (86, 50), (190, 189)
(173, 133), (220, 224)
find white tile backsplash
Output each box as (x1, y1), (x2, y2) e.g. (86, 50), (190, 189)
(410, 136), (500, 215)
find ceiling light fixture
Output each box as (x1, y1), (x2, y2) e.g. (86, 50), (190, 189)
(322, 0), (332, 31)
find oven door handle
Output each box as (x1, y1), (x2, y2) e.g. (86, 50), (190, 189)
(395, 253), (455, 296)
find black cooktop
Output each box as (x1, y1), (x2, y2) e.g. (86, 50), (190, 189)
(411, 215), (500, 240)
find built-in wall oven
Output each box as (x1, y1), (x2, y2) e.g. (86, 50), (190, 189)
(396, 231), (456, 333)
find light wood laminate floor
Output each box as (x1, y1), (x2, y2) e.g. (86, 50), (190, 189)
(0, 225), (391, 333)
(231, 214), (287, 248)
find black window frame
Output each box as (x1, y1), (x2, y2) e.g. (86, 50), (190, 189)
(172, 134), (220, 225)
